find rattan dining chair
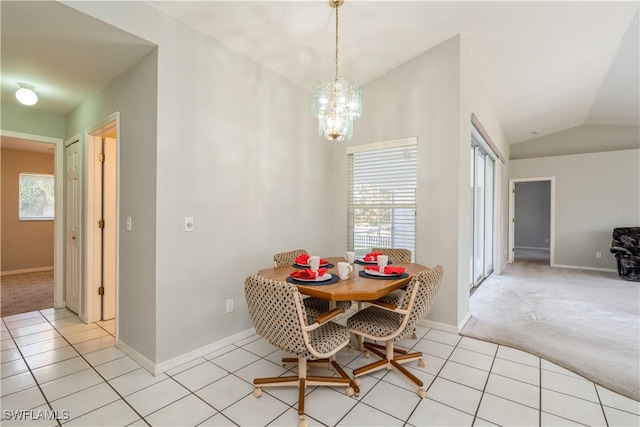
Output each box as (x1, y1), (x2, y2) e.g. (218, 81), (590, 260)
(347, 266), (443, 398)
(371, 247), (413, 263)
(244, 274), (357, 427)
(273, 249), (352, 314)
(364, 248), (419, 338)
(273, 249), (308, 267)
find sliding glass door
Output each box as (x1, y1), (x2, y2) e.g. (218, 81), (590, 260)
(470, 127), (495, 289)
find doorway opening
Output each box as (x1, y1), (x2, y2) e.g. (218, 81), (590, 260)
(0, 130), (64, 315)
(509, 178), (555, 266)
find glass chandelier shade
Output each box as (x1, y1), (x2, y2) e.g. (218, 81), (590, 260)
(311, 0), (362, 141)
(312, 78), (362, 141)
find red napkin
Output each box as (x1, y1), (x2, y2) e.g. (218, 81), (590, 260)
(365, 266), (405, 275)
(295, 254), (310, 265)
(363, 251), (383, 262)
(290, 268), (327, 280)
(294, 254), (328, 265)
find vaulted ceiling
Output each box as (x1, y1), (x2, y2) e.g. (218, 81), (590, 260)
(2, 1), (638, 147)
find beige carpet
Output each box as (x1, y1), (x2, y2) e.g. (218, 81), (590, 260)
(0, 270), (54, 317)
(461, 260), (640, 402)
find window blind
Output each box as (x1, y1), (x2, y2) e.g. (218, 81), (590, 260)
(347, 139), (417, 257)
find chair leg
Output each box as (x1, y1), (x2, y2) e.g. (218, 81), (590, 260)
(256, 354), (357, 424)
(352, 339), (427, 398)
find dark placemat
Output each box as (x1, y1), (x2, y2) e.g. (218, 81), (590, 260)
(293, 263), (335, 270)
(358, 271), (408, 280)
(355, 259), (393, 266)
(286, 274), (340, 286)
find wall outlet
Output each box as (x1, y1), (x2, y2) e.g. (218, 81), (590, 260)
(596, 252), (602, 259)
(226, 298), (234, 313)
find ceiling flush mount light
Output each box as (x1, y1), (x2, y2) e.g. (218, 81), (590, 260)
(16, 83), (38, 106)
(312, 0), (362, 141)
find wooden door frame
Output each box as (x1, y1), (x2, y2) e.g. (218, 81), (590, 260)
(84, 112), (120, 324)
(0, 130), (65, 308)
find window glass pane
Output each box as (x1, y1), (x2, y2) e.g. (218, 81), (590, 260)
(470, 124), (497, 290)
(470, 145), (475, 285)
(348, 142), (417, 258)
(485, 158), (495, 274)
(19, 173), (55, 220)
(474, 150), (485, 282)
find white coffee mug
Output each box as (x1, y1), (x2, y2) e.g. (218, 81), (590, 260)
(344, 251), (355, 263)
(337, 262), (354, 280)
(377, 255), (389, 268)
(308, 255), (321, 271)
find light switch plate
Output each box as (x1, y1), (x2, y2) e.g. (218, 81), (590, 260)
(185, 217), (194, 232)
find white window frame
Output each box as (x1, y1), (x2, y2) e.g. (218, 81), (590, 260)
(19, 172), (55, 221)
(346, 137), (417, 257)
(470, 125), (496, 288)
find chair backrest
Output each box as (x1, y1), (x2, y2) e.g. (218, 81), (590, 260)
(273, 249), (308, 267)
(371, 247), (413, 263)
(396, 266), (443, 340)
(244, 274), (313, 358)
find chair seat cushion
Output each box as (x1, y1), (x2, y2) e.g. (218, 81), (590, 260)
(304, 297), (352, 313)
(308, 322), (351, 355)
(347, 306), (403, 338)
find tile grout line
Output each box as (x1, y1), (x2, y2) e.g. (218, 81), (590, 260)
(163, 364), (243, 426)
(1, 314), (62, 427)
(594, 382), (610, 427)
(35, 309), (152, 426)
(469, 340), (499, 426)
(539, 353), (543, 427)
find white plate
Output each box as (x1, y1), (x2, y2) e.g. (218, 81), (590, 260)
(364, 269), (401, 277)
(292, 273), (333, 282)
(356, 257), (378, 264)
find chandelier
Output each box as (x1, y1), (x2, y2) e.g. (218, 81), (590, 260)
(311, 0), (362, 141)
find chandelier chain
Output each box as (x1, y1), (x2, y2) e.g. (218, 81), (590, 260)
(335, 4), (339, 81)
(311, 0), (361, 141)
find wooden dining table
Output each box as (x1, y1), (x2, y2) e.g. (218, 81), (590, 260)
(257, 256), (429, 304)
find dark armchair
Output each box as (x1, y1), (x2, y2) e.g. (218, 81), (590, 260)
(610, 227), (640, 282)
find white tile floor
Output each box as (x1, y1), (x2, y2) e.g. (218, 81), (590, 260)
(1, 308), (639, 427)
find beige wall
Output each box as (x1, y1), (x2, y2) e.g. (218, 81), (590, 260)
(328, 35), (510, 330)
(66, 1), (322, 365)
(1, 148), (55, 272)
(510, 149), (640, 270)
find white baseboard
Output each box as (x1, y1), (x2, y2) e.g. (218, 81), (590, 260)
(514, 246), (550, 251)
(118, 328), (257, 376)
(418, 319), (460, 335)
(117, 339), (156, 375)
(458, 312), (472, 332)
(551, 264), (617, 273)
(1, 266), (54, 276)
(154, 328), (256, 375)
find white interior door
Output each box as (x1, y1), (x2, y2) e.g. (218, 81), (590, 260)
(65, 140), (81, 314)
(102, 137), (117, 320)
